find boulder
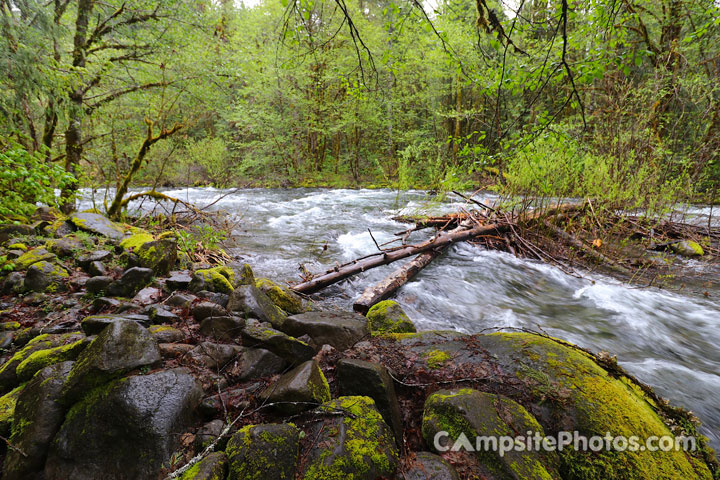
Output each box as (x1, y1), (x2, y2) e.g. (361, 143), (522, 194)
(159, 343), (194, 359)
(402, 452), (460, 480)
(0, 385), (24, 437)
(365, 300), (416, 334)
(47, 237), (82, 257)
(80, 313), (151, 335)
(233, 348), (286, 381)
(337, 358), (403, 445)
(226, 423), (300, 480)
(69, 212), (125, 241)
(300, 396), (399, 480)
(148, 325), (184, 343)
(192, 301), (228, 322)
(1, 272), (24, 294)
(130, 238), (177, 275)
(422, 389), (560, 479)
(24, 260), (69, 293)
(180, 452), (227, 480)
(259, 360), (330, 414)
(2, 361), (73, 480)
(107, 267), (154, 297)
(193, 419), (227, 451)
(85, 275), (113, 294)
(15, 338), (86, 382)
(240, 320), (314, 365)
(119, 232), (154, 252)
(283, 311), (368, 350)
(670, 240), (704, 257)
(15, 248), (56, 270)
(59, 320), (161, 405)
(166, 292), (196, 308)
(166, 271), (193, 290)
(227, 285), (287, 329)
(190, 266), (236, 294)
(77, 250), (113, 268)
(46, 368), (202, 480)
(146, 305), (180, 324)
(198, 316), (245, 341)
(188, 342), (242, 369)
(0, 224), (34, 244)
(132, 286), (163, 306)
(255, 278), (305, 314)
(87, 260), (107, 277)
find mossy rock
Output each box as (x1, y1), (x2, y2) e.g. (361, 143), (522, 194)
(301, 396), (399, 480)
(15, 339), (86, 382)
(6, 243), (27, 252)
(69, 212), (125, 241)
(180, 452), (227, 480)
(424, 349), (451, 369)
(132, 238), (177, 275)
(422, 388), (560, 479)
(256, 278), (305, 314)
(366, 300), (417, 335)
(23, 260), (69, 293)
(226, 424), (300, 480)
(192, 266), (236, 294)
(260, 359), (330, 415)
(15, 248), (56, 270)
(0, 384), (25, 437)
(240, 320), (314, 365)
(119, 233), (154, 252)
(671, 240), (704, 257)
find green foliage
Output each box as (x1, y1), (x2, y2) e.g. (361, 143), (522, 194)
(0, 140), (74, 218)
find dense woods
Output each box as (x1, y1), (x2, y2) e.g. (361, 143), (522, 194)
(0, 0), (719, 216)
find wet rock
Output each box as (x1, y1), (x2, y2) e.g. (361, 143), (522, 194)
(198, 291), (229, 308)
(0, 331), (13, 349)
(671, 240), (704, 257)
(1, 272), (24, 294)
(227, 285), (287, 329)
(0, 385), (24, 437)
(402, 452), (460, 480)
(48, 237), (82, 257)
(181, 452), (228, 480)
(300, 396), (399, 480)
(46, 368), (202, 480)
(260, 359), (330, 414)
(130, 238), (177, 275)
(194, 420), (227, 451)
(188, 342), (242, 369)
(77, 250), (113, 268)
(15, 337), (86, 382)
(240, 320), (314, 365)
(366, 300), (416, 334)
(283, 311), (368, 350)
(190, 266), (236, 294)
(148, 325), (184, 343)
(337, 358), (403, 445)
(107, 266), (154, 297)
(80, 313), (151, 335)
(15, 248), (56, 270)
(166, 292), (196, 308)
(422, 389), (559, 480)
(0, 224), (34, 244)
(24, 260), (69, 293)
(199, 385), (258, 418)
(147, 305), (180, 324)
(59, 320), (161, 405)
(159, 343), (194, 359)
(2, 361), (73, 480)
(234, 348), (286, 380)
(226, 423), (300, 480)
(256, 277), (305, 314)
(192, 301), (228, 322)
(133, 286), (162, 306)
(52, 221), (75, 238)
(85, 276), (113, 295)
(87, 260), (107, 277)
(198, 316), (245, 341)
(166, 270), (193, 290)
(69, 212), (125, 241)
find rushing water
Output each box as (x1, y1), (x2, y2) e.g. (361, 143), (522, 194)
(81, 187), (720, 447)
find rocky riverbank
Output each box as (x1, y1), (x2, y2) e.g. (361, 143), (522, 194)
(0, 209), (717, 479)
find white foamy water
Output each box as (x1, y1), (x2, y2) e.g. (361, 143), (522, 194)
(79, 187), (720, 447)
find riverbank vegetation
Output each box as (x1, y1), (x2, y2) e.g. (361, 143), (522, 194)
(1, 0), (719, 220)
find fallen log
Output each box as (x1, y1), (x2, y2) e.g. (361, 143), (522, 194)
(291, 222), (508, 295)
(352, 247), (446, 314)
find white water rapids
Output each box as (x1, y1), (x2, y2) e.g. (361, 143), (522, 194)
(80, 187), (720, 447)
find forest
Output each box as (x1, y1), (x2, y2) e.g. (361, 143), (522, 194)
(0, 0), (718, 218)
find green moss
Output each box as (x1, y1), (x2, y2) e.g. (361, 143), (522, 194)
(15, 339), (85, 381)
(0, 384), (25, 433)
(424, 349), (451, 369)
(255, 277), (304, 313)
(0, 322), (20, 331)
(309, 365), (331, 404)
(7, 243), (27, 251)
(119, 233), (154, 252)
(366, 300), (416, 335)
(194, 266), (235, 293)
(687, 240), (704, 256)
(15, 248), (55, 270)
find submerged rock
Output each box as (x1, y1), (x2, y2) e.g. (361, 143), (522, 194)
(226, 423), (300, 480)
(46, 368), (202, 480)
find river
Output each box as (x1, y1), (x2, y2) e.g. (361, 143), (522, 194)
(80, 187), (720, 448)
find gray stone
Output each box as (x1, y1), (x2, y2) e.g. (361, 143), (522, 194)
(15, 248), (56, 270)
(165, 292), (195, 308)
(183, 452), (228, 480)
(77, 250), (113, 268)
(87, 260), (107, 277)
(166, 270), (193, 290)
(2, 361), (74, 480)
(69, 213), (125, 241)
(146, 305), (180, 324)
(194, 420), (227, 451)
(0, 224), (34, 244)
(130, 238), (177, 275)
(283, 311), (368, 351)
(133, 286), (162, 306)
(80, 313), (151, 335)
(227, 285), (287, 329)
(337, 358), (403, 446)
(148, 325), (184, 343)
(85, 276), (113, 295)
(234, 348), (286, 380)
(46, 368), (202, 480)
(193, 301), (228, 322)
(240, 320), (314, 365)
(48, 237), (82, 257)
(226, 423), (299, 480)
(107, 267), (154, 297)
(60, 320), (161, 405)
(199, 291), (229, 308)
(188, 342), (242, 369)
(1, 272), (24, 294)
(260, 359), (330, 414)
(199, 316), (245, 341)
(24, 261), (69, 293)
(402, 452), (460, 480)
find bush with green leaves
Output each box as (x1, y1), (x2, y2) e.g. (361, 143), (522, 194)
(0, 140), (75, 219)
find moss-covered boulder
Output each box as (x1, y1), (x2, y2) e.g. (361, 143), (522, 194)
(15, 248), (56, 270)
(226, 423), (300, 480)
(23, 260), (69, 293)
(148, 325), (184, 343)
(198, 316), (245, 342)
(3, 361), (73, 480)
(260, 359), (330, 414)
(227, 285), (288, 329)
(255, 278), (305, 314)
(0, 224), (34, 244)
(671, 240), (704, 257)
(366, 300), (417, 335)
(180, 452), (228, 480)
(240, 320), (314, 365)
(0, 384), (25, 437)
(130, 238), (178, 275)
(106, 266), (154, 297)
(15, 338), (86, 382)
(300, 396), (399, 480)
(423, 389), (560, 479)
(46, 368), (202, 480)
(118, 232), (154, 252)
(69, 212), (125, 241)
(59, 320), (161, 406)
(191, 266), (236, 294)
